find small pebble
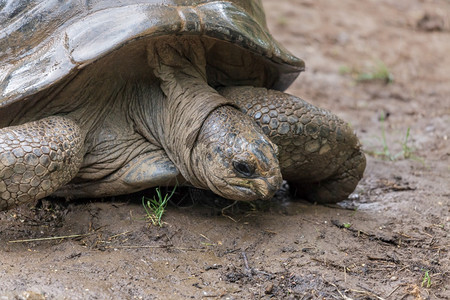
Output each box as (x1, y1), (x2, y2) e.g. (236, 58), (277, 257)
(265, 283), (274, 294)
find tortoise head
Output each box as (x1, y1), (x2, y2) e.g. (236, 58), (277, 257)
(192, 106), (282, 201)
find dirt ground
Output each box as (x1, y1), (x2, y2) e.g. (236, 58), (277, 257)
(1, 0), (449, 299)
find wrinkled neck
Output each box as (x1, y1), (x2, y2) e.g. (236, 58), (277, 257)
(132, 37), (235, 188)
(156, 74), (233, 188)
(128, 81), (164, 148)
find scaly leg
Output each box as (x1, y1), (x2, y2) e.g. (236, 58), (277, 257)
(0, 116), (84, 210)
(221, 87), (366, 203)
(53, 150), (180, 199)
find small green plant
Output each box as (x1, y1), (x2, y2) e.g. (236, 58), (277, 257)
(400, 127), (414, 159)
(421, 270), (432, 288)
(350, 207), (359, 217)
(339, 60), (393, 84)
(376, 113), (393, 159)
(366, 113), (423, 163)
(338, 65), (352, 75)
(343, 223), (352, 228)
(357, 61), (393, 84)
(142, 186), (176, 227)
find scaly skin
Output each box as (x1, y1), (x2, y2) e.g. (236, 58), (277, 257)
(220, 87), (366, 203)
(0, 116), (84, 210)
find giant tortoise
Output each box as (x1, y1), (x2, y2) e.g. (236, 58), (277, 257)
(0, 0), (366, 210)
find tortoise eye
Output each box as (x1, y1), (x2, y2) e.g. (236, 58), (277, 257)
(233, 161), (255, 177)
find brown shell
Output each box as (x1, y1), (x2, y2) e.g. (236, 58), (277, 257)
(0, 0), (305, 111)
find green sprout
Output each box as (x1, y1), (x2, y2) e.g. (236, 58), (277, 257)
(400, 127), (414, 159)
(356, 61), (393, 84)
(142, 186), (176, 227)
(365, 113), (423, 163)
(339, 60), (393, 84)
(421, 270), (431, 288)
(377, 113), (393, 160)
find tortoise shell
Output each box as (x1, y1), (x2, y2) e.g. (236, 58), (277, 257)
(0, 0), (304, 123)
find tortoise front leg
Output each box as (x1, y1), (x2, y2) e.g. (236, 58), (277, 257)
(0, 116), (84, 210)
(220, 87), (366, 203)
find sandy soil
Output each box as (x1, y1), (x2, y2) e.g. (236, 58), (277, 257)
(1, 0), (449, 299)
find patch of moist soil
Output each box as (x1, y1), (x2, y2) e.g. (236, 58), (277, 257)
(1, 0), (449, 299)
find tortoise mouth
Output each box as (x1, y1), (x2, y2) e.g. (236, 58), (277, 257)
(233, 185), (260, 201)
(224, 176), (281, 201)
(203, 174), (258, 201)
